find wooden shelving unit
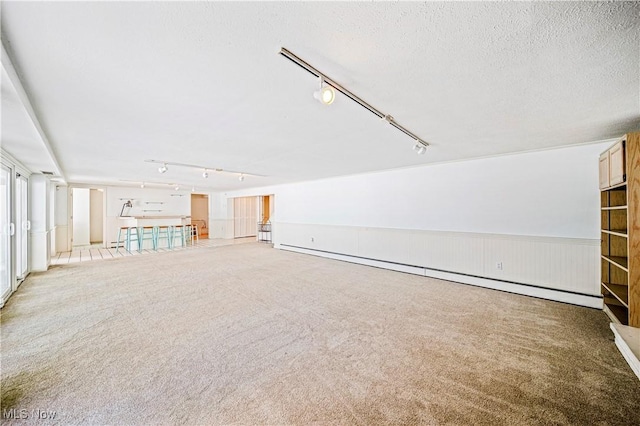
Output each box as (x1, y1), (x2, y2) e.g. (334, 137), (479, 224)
(600, 132), (640, 327)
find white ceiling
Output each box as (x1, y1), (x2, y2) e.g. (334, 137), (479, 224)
(1, 66), (62, 177)
(1, 1), (639, 191)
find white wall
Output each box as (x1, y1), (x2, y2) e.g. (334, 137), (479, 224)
(210, 193), (233, 239)
(271, 144), (605, 239)
(72, 188), (90, 246)
(217, 142), (611, 307)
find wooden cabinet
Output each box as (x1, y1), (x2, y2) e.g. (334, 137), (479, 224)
(600, 140), (627, 189)
(609, 140), (625, 186)
(599, 152), (610, 189)
(600, 133), (639, 327)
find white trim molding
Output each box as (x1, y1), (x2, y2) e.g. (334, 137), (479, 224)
(611, 323), (640, 381)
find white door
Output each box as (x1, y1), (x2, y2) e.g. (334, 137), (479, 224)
(16, 174), (29, 279)
(0, 164), (13, 300)
(233, 197), (257, 238)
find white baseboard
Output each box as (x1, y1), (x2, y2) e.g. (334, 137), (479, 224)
(611, 323), (640, 381)
(277, 244), (603, 309)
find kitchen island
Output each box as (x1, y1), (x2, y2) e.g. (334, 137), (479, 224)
(118, 215), (191, 227)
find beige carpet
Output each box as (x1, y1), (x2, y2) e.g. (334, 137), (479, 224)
(1, 243), (639, 425)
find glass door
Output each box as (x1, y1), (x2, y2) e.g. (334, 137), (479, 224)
(0, 164), (12, 300)
(16, 174), (28, 280)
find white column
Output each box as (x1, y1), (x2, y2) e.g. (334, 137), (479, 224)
(49, 183), (56, 256)
(72, 188), (90, 246)
(54, 185), (69, 253)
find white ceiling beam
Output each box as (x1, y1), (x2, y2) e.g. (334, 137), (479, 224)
(1, 40), (65, 181)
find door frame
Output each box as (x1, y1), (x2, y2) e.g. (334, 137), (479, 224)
(68, 184), (108, 250)
(0, 163), (13, 303)
(15, 173), (29, 281)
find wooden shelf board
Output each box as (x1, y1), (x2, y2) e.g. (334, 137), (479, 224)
(604, 304), (628, 325)
(604, 295), (625, 308)
(601, 255), (629, 272)
(602, 205), (628, 211)
(602, 229), (628, 238)
(602, 282), (629, 308)
(602, 182), (628, 192)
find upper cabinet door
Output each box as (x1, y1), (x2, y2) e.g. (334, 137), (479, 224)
(600, 152), (610, 189)
(609, 140), (626, 186)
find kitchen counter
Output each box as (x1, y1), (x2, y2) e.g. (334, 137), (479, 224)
(118, 216), (191, 227)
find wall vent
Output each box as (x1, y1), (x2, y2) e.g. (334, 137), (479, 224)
(41, 171), (54, 175)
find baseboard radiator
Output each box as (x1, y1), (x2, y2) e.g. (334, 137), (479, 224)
(274, 223), (602, 309)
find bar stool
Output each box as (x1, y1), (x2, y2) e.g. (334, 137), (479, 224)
(156, 226), (172, 249)
(116, 226), (140, 253)
(190, 224), (199, 244)
(172, 225), (186, 247)
(184, 224), (192, 245)
(138, 226), (157, 252)
(115, 226), (127, 253)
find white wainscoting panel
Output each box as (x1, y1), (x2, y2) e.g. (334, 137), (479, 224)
(274, 222), (601, 308)
(210, 219), (234, 239)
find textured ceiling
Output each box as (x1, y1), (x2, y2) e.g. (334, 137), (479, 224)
(1, 66), (60, 176)
(1, 1), (639, 190)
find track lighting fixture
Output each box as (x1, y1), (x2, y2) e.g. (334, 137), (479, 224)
(313, 77), (335, 105)
(413, 140), (428, 155)
(238, 174), (245, 182)
(191, 187), (196, 192)
(120, 180), (194, 191)
(279, 47), (431, 154)
(145, 160), (262, 179)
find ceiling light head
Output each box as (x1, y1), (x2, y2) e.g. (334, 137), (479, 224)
(174, 185), (180, 191)
(191, 187), (196, 192)
(202, 170), (209, 178)
(140, 183), (145, 188)
(313, 77), (335, 105)
(413, 141), (427, 155)
(158, 163), (168, 173)
(238, 174), (245, 182)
